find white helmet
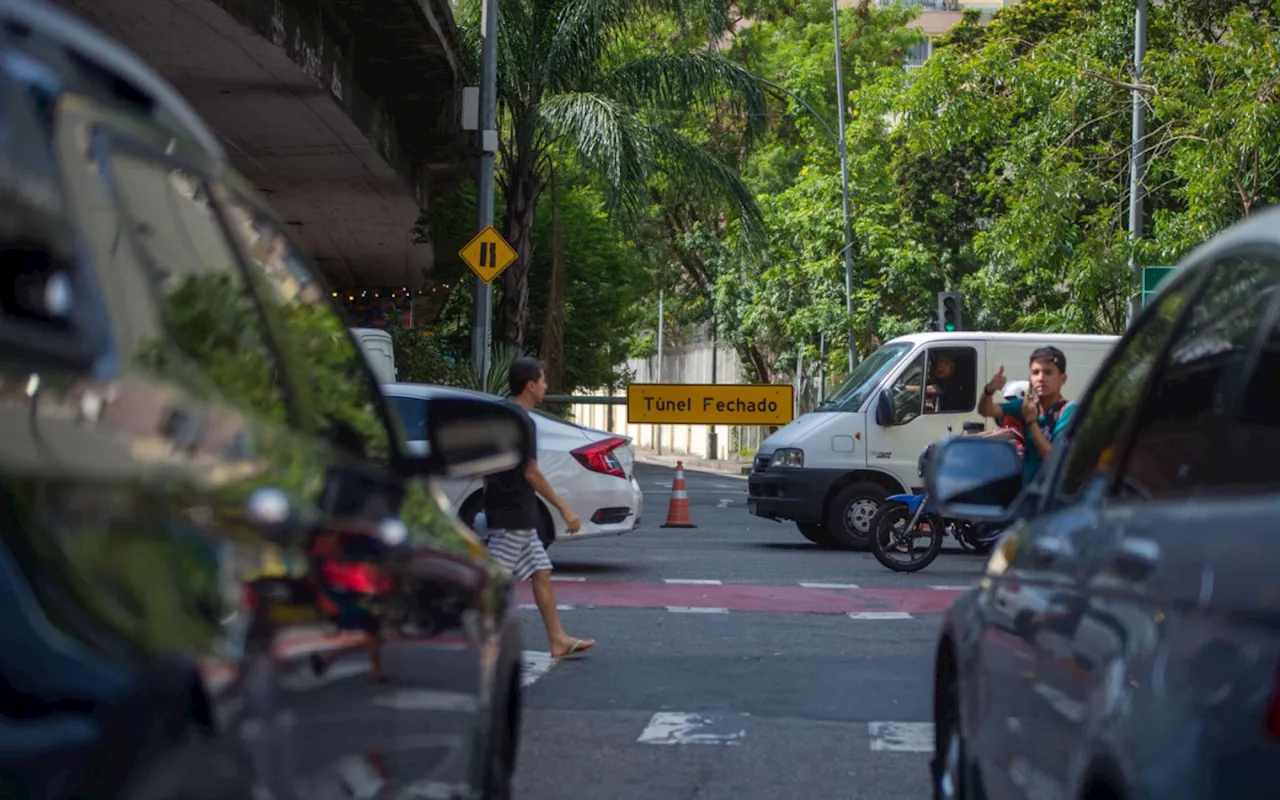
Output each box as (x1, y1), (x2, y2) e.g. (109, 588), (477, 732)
(1003, 380), (1030, 400)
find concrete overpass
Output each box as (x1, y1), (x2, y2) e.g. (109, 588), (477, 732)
(53, 0), (469, 309)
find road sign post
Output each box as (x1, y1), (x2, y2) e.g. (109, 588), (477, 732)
(626, 384), (795, 426)
(1140, 266), (1174, 309)
(470, 0), (500, 391)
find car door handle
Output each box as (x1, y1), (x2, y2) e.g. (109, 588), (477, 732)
(1027, 537), (1072, 565)
(962, 422), (985, 434)
(1110, 537), (1159, 578)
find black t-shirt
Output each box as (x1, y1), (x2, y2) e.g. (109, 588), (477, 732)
(483, 403), (539, 530)
(933, 374), (970, 413)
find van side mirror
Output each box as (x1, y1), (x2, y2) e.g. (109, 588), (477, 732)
(399, 396), (528, 478)
(875, 390), (894, 427)
(924, 436), (1023, 521)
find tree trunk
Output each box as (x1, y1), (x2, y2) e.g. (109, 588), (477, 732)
(742, 342), (770, 384)
(500, 164), (541, 348)
(540, 168), (567, 394)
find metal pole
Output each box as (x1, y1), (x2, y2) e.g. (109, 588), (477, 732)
(1127, 0), (1147, 327)
(831, 0), (857, 371)
(656, 288), (664, 455)
(818, 333), (826, 403)
(470, 0), (499, 390)
(708, 309), (719, 460)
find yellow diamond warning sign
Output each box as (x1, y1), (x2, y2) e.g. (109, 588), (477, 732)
(459, 225), (517, 284)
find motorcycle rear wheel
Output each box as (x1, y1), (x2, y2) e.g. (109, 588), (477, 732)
(869, 502), (945, 573)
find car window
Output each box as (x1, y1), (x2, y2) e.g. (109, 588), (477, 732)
(1220, 278), (1280, 493)
(219, 192), (394, 465)
(923, 346), (978, 415)
(102, 146), (287, 422)
(888, 351), (927, 425)
(388, 394), (426, 441)
(1112, 253), (1280, 501)
(1047, 269), (1201, 506)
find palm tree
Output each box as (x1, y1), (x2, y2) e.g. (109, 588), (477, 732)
(453, 0), (768, 348)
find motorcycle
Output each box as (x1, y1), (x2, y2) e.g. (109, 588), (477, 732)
(868, 430), (1010, 573)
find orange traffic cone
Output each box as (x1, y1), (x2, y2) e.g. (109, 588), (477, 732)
(660, 461), (697, 529)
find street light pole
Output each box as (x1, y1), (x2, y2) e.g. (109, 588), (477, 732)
(831, 0), (857, 371)
(1126, 0), (1147, 327)
(470, 0), (499, 390)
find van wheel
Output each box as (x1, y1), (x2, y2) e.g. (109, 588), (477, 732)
(796, 522), (834, 547)
(825, 482), (888, 550)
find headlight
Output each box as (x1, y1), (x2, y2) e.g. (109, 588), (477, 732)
(771, 448), (803, 468)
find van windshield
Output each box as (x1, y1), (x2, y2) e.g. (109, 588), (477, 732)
(815, 342), (914, 412)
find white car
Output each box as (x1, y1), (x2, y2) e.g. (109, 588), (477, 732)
(383, 383), (644, 547)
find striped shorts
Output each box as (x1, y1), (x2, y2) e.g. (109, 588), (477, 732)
(485, 528), (553, 581)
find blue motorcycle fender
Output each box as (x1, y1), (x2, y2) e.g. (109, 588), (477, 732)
(885, 493), (924, 514)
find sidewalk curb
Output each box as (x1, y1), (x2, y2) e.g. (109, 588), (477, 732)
(635, 452), (752, 478)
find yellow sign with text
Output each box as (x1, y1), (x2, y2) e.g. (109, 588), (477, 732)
(626, 383), (794, 426)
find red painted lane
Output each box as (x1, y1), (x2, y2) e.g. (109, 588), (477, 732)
(515, 580), (967, 615)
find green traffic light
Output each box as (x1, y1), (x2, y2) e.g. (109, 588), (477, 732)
(944, 323), (956, 331)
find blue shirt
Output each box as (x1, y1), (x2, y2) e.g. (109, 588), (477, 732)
(998, 398), (1076, 486)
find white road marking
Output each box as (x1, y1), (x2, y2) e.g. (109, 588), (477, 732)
(638, 712), (747, 746)
(551, 575), (586, 582)
(664, 578), (723, 585)
(717, 498), (732, 508)
(518, 604), (575, 611)
(334, 754), (387, 799)
(848, 612), (914, 620)
(800, 582), (861, 589)
(666, 606), (729, 614)
(868, 721), (934, 752)
(372, 689), (478, 713)
(521, 650), (556, 688)
(930, 585), (971, 591)
(278, 660), (370, 692)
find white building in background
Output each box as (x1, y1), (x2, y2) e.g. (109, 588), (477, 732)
(863, 0), (1023, 69)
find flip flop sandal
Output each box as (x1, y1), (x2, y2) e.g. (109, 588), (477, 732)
(554, 639), (594, 660)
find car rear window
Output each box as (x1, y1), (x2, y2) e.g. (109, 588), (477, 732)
(388, 395), (425, 441)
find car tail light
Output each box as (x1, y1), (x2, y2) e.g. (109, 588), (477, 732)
(572, 436), (628, 479)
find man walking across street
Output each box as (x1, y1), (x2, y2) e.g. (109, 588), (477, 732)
(484, 356), (595, 659)
(978, 346), (1077, 486)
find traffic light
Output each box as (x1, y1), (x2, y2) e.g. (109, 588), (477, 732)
(937, 291), (962, 332)
(925, 309), (940, 331)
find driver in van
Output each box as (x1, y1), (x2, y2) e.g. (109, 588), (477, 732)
(978, 346), (1077, 485)
(915, 353), (969, 413)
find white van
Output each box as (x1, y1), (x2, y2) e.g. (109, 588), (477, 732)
(746, 331), (1119, 549)
(350, 327), (397, 385)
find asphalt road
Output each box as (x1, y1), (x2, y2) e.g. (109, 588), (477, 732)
(511, 460), (989, 800)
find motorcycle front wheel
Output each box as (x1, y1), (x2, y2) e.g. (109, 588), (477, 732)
(869, 502), (945, 573)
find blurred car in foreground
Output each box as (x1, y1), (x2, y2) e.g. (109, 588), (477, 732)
(0, 1), (525, 796)
(927, 206), (1280, 800)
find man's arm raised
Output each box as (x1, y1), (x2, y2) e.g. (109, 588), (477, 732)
(977, 366), (1007, 419)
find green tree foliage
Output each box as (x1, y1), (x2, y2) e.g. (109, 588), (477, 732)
(450, 0), (769, 350)
(686, 0), (1280, 391)
(420, 0), (1280, 396)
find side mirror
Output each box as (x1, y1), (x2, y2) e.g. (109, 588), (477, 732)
(402, 396), (528, 478)
(875, 390), (894, 427)
(924, 436), (1023, 521)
